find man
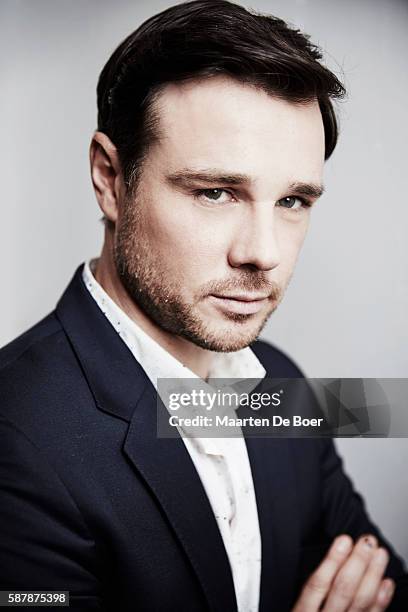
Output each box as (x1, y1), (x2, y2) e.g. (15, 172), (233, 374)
(0, 1), (407, 610)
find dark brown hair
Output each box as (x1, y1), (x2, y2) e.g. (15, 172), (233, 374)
(97, 0), (345, 189)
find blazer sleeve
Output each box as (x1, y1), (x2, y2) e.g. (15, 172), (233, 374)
(320, 438), (408, 610)
(0, 415), (105, 611)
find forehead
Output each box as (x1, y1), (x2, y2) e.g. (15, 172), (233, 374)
(151, 76), (325, 186)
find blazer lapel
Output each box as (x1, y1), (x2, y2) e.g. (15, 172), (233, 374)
(123, 382), (237, 612)
(56, 266), (237, 612)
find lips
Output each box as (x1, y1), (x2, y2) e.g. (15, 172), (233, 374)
(213, 293), (270, 302)
(208, 294), (269, 315)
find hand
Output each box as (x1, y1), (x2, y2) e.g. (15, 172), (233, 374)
(292, 534), (395, 611)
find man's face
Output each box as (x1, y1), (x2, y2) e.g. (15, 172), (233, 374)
(114, 77), (325, 352)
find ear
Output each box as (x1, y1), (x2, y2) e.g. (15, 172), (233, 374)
(89, 132), (123, 223)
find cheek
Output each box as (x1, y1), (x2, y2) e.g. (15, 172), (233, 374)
(143, 196), (231, 274)
(276, 219), (309, 269)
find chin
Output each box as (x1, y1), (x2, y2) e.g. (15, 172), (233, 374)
(185, 318), (264, 353)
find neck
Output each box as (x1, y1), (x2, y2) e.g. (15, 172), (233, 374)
(94, 235), (215, 380)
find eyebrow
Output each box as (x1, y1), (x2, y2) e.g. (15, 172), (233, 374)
(289, 181), (325, 199)
(166, 169), (251, 187)
(165, 169), (324, 199)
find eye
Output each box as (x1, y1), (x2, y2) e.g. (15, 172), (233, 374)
(195, 188), (234, 204)
(277, 196), (309, 211)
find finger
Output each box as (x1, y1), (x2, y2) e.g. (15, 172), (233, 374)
(349, 547), (389, 611)
(292, 535), (353, 612)
(322, 534), (378, 612)
(369, 578), (395, 612)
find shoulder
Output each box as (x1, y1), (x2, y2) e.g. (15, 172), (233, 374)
(0, 312), (62, 371)
(0, 312), (86, 429)
(250, 338), (304, 377)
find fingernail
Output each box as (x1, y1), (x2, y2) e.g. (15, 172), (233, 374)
(362, 534), (376, 549)
(379, 581), (394, 603)
(335, 536), (351, 553)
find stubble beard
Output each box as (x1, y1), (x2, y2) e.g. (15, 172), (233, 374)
(113, 198), (283, 352)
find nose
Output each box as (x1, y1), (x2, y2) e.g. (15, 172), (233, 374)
(227, 203), (281, 271)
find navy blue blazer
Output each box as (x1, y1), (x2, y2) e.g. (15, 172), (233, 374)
(0, 265), (407, 611)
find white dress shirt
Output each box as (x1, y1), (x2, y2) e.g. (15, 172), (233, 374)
(82, 259), (265, 612)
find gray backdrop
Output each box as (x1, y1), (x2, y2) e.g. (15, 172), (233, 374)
(1, 0), (407, 563)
